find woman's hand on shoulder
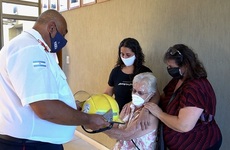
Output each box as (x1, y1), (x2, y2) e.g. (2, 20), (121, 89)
(144, 102), (162, 118)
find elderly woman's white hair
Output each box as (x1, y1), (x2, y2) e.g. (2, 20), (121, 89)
(133, 72), (157, 94)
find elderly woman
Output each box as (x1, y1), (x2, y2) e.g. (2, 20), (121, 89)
(104, 72), (159, 150)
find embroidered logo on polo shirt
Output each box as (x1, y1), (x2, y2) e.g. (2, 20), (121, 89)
(38, 39), (49, 52)
(33, 61), (46, 67)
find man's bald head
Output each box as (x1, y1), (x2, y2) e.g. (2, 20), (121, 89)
(33, 10), (68, 50)
(34, 9), (68, 35)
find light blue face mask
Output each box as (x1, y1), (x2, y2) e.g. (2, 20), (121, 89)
(132, 93), (154, 107)
(50, 30), (67, 53)
(121, 55), (136, 66)
(132, 94), (145, 107)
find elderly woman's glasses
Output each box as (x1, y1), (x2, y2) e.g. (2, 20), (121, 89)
(132, 88), (149, 96)
(167, 47), (183, 62)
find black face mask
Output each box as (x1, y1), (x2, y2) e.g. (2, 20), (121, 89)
(167, 67), (183, 79)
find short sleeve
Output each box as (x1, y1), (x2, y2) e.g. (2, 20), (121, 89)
(7, 45), (58, 105)
(179, 82), (208, 110)
(108, 67), (117, 87)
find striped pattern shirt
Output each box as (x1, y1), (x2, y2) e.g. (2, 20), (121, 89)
(161, 78), (222, 150)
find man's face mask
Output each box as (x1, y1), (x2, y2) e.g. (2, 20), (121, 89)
(167, 67), (183, 79)
(50, 28), (67, 53)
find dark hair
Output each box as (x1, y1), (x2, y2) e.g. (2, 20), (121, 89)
(164, 44), (207, 79)
(115, 38), (145, 76)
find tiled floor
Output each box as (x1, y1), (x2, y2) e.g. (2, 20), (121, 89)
(63, 131), (109, 150)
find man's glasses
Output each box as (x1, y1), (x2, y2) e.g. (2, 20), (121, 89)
(167, 47), (183, 62)
(132, 88), (149, 96)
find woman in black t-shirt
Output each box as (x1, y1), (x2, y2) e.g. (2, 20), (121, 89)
(104, 37), (158, 111)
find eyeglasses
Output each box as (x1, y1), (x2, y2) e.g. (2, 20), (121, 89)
(132, 88), (149, 96)
(167, 47), (183, 62)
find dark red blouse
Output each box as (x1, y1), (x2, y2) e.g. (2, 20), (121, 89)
(161, 78), (222, 150)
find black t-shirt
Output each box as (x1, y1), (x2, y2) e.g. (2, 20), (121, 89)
(108, 65), (152, 111)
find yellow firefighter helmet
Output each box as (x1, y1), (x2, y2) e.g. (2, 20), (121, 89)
(82, 94), (124, 124)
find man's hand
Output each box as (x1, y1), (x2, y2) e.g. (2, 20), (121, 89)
(85, 114), (110, 131)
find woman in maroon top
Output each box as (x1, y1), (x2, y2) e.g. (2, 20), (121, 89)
(144, 44), (222, 150)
